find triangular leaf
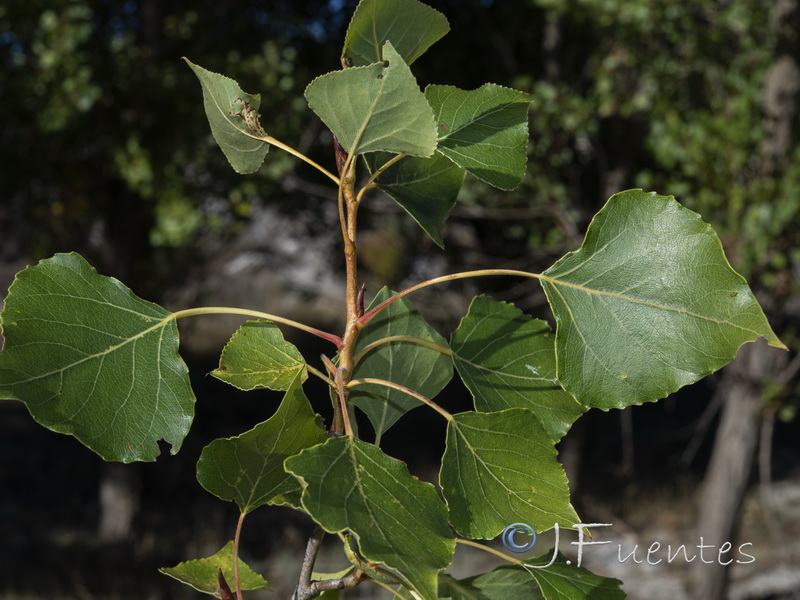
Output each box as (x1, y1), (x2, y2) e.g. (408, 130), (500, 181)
(425, 84), (531, 190)
(351, 288), (453, 442)
(523, 554), (625, 600)
(440, 409), (579, 539)
(0, 253), (194, 462)
(541, 189), (786, 410)
(196, 373), (327, 513)
(305, 42), (437, 157)
(159, 541), (270, 595)
(285, 436), (456, 600)
(366, 152), (464, 248)
(450, 295), (586, 440)
(211, 319), (307, 391)
(184, 58), (269, 174)
(342, 0), (449, 68)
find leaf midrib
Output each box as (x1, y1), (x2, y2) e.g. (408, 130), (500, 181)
(10, 314), (175, 386)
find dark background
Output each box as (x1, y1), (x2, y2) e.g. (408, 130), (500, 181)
(1, 1), (799, 598)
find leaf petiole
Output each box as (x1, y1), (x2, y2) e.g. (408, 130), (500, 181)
(233, 511), (246, 600)
(352, 335), (452, 367)
(347, 378), (453, 421)
(260, 134), (341, 185)
(357, 153), (408, 203)
(170, 306), (342, 348)
(358, 269), (542, 326)
(455, 538), (522, 564)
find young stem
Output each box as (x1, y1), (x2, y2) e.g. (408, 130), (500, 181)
(347, 378), (453, 422)
(171, 306), (342, 348)
(358, 269), (544, 326)
(333, 152), (362, 436)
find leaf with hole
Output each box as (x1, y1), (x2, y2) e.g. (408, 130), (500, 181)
(159, 541), (270, 595)
(305, 42), (437, 157)
(196, 373), (327, 513)
(211, 319), (307, 391)
(0, 252), (194, 462)
(425, 84), (531, 190)
(184, 58), (269, 174)
(541, 189), (786, 410)
(285, 436), (455, 600)
(440, 409), (579, 539)
(350, 287), (453, 442)
(342, 0), (449, 68)
(450, 295), (585, 440)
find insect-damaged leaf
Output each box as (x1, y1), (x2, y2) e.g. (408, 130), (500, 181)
(541, 189), (786, 410)
(0, 253), (194, 462)
(305, 42), (437, 157)
(184, 58), (269, 174)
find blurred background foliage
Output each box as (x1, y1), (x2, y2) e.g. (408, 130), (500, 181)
(1, 0), (799, 598)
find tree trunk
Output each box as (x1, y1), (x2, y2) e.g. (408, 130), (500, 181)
(691, 340), (788, 599)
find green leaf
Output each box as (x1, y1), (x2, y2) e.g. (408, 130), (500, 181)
(366, 152), (465, 248)
(211, 319), (307, 391)
(425, 84), (531, 190)
(342, 0), (449, 67)
(541, 189), (787, 410)
(440, 409), (579, 539)
(305, 42), (437, 157)
(441, 567), (544, 600)
(184, 58), (269, 174)
(351, 288), (453, 441)
(285, 436), (456, 600)
(159, 541), (270, 595)
(0, 253), (194, 462)
(523, 554), (625, 600)
(450, 296), (586, 441)
(196, 373), (327, 513)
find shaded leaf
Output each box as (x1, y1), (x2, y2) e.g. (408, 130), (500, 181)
(425, 84), (531, 190)
(541, 189), (786, 410)
(351, 288), (453, 441)
(366, 152), (464, 248)
(286, 436), (456, 600)
(196, 373), (326, 513)
(184, 58), (269, 174)
(159, 541), (270, 595)
(305, 42), (437, 157)
(0, 253), (194, 462)
(440, 409), (579, 539)
(450, 295), (585, 440)
(211, 319), (307, 391)
(524, 554), (625, 600)
(342, 0), (449, 67)
(441, 567), (544, 600)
